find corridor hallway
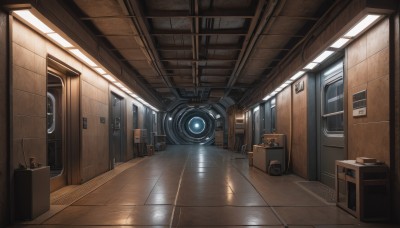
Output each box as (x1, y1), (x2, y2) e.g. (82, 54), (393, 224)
(13, 145), (392, 227)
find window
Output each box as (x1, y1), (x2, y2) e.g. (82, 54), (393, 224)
(324, 78), (344, 133)
(47, 92), (56, 134)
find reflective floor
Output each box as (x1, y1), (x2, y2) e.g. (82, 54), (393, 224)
(13, 145), (397, 227)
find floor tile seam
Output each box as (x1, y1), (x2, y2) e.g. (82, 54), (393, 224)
(169, 150), (191, 228)
(228, 152), (288, 228)
(144, 158), (172, 205)
(294, 181), (334, 206)
(51, 157), (147, 204)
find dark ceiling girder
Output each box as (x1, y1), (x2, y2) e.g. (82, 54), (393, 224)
(160, 58), (237, 62)
(123, 0), (181, 100)
(156, 44), (241, 51)
(225, 0), (276, 95)
(164, 66), (233, 70)
(151, 29), (248, 36)
(145, 9), (254, 18)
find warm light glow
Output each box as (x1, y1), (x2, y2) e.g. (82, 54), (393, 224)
(47, 33), (73, 48)
(103, 74), (116, 82)
(345, 15), (380, 38)
(14, 10), (54, 33)
(304, 62), (319, 70)
(94, 68), (106, 74)
(114, 82), (124, 88)
(290, 71), (305, 81)
(122, 88), (131, 93)
(70, 49), (97, 67)
(263, 95), (271, 101)
(312, 51), (334, 63)
(330, 38), (350, 49)
(274, 87), (283, 93)
(278, 82), (290, 90)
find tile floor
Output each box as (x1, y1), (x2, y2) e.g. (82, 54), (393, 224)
(12, 145), (397, 227)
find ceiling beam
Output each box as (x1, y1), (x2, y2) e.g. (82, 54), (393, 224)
(225, 0), (272, 92)
(145, 9), (254, 18)
(151, 29), (248, 36)
(124, 0), (182, 100)
(160, 58), (237, 62)
(157, 44), (242, 51)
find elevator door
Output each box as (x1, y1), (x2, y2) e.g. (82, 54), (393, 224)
(317, 61), (345, 188)
(110, 93), (124, 166)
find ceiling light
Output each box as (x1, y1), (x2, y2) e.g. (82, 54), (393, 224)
(14, 10), (54, 33)
(253, 106), (259, 112)
(285, 79), (294, 84)
(94, 68), (106, 74)
(345, 14), (380, 38)
(330, 38), (350, 49)
(70, 49), (97, 67)
(290, 71), (305, 81)
(103, 74), (116, 82)
(169, 117), (172, 121)
(114, 82), (124, 88)
(122, 88), (131, 93)
(312, 51), (334, 63)
(270, 91), (278, 97)
(304, 62), (319, 70)
(274, 87), (283, 93)
(263, 95), (271, 101)
(47, 33), (73, 48)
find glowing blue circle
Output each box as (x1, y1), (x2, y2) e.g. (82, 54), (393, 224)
(188, 117), (206, 134)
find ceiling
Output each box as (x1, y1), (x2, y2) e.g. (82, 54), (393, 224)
(64, 0), (337, 109)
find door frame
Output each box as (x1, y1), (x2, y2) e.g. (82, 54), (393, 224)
(47, 55), (81, 191)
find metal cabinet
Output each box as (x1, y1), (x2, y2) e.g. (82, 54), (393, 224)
(335, 160), (389, 221)
(253, 145), (285, 173)
(14, 166), (50, 220)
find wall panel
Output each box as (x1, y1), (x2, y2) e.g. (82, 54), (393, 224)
(346, 18), (390, 165)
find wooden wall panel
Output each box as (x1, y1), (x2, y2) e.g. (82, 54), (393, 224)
(291, 76), (308, 178)
(346, 18), (390, 165)
(276, 86), (291, 168)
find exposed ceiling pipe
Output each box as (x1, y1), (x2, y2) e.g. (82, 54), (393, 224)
(225, 0), (281, 96)
(237, 0), (351, 108)
(122, 0), (182, 101)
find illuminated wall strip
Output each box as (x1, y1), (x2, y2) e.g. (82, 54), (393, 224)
(13, 9), (160, 113)
(262, 14), (382, 104)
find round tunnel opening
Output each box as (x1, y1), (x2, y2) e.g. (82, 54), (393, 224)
(164, 105), (225, 145)
(187, 116), (206, 134)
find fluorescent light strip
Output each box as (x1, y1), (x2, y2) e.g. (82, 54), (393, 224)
(263, 95), (271, 101)
(345, 14), (380, 38)
(304, 62), (319, 70)
(114, 82), (124, 88)
(330, 38), (350, 49)
(103, 74), (116, 82)
(14, 10), (54, 34)
(70, 49), (97, 67)
(312, 51), (334, 63)
(94, 68), (106, 74)
(47, 33), (73, 48)
(290, 71), (305, 81)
